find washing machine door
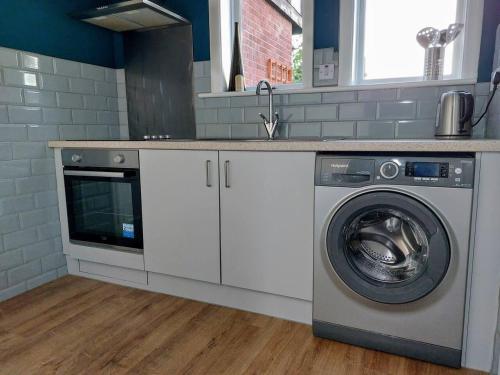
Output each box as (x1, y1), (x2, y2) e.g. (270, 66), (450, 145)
(326, 191), (450, 304)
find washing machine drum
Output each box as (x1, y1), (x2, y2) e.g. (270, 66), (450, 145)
(326, 191), (450, 304)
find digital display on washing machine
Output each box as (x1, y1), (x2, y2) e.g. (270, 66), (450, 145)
(406, 162), (448, 178)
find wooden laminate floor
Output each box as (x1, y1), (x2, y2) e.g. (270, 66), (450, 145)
(0, 276), (485, 375)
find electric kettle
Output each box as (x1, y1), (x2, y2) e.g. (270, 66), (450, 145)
(435, 91), (474, 138)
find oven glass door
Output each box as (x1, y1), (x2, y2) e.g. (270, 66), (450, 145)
(64, 168), (143, 251)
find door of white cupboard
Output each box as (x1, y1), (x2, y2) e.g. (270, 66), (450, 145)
(141, 150), (220, 283)
(219, 151), (315, 300)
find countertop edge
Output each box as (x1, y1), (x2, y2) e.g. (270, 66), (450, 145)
(47, 140), (500, 153)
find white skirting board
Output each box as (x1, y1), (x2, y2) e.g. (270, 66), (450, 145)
(66, 257), (313, 325)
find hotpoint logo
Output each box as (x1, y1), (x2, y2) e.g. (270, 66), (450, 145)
(330, 163), (349, 169)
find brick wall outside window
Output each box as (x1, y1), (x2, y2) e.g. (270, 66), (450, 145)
(241, 0), (293, 87)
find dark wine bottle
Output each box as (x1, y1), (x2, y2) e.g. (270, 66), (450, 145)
(228, 22), (245, 92)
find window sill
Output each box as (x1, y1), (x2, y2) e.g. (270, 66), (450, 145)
(198, 78), (477, 98)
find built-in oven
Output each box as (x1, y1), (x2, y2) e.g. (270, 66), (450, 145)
(62, 149), (143, 253)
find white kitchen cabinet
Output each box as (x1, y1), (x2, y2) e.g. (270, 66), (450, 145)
(219, 151), (315, 301)
(140, 150), (220, 284)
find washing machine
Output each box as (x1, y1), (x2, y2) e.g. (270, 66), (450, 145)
(313, 153), (475, 368)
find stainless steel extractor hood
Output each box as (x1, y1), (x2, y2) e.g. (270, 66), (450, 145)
(71, 0), (189, 32)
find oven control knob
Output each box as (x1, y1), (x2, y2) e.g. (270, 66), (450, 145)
(71, 154), (82, 163)
(113, 154), (125, 164)
(380, 161), (399, 180)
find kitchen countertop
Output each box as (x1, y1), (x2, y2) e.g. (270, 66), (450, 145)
(48, 139), (500, 152)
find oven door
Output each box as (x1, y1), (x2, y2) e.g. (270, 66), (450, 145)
(63, 168), (143, 252)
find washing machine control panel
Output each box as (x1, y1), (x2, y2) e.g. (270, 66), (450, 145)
(316, 154), (474, 188)
(405, 162), (449, 178)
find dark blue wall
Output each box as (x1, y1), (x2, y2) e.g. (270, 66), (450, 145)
(478, 0), (500, 82)
(0, 0), (122, 68)
(159, 0), (211, 62)
(314, 0), (340, 50)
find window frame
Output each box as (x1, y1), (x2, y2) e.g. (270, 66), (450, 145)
(338, 0), (484, 86)
(208, 0), (314, 93)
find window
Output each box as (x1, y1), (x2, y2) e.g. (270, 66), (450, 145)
(339, 0), (484, 86)
(209, 0), (313, 92)
(240, 0), (303, 87)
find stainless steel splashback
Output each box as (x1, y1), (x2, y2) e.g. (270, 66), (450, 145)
(124, 25), (196, 140)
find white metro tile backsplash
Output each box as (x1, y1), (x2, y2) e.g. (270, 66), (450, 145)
(39, 74), (70, 91)
(376, 101), (416, 120)
(115, 69), (129, 140)
(3, 68), (38, 87)
(81, 63), (106, 81)
(192, 59), (490, 140)
(42, 108), (72, 124)
(0, 87), (23, 104)
(68, 78), (95, 95)
(338, 102), (377, 121)
(24, 89), (57, 107)
(8, 106), (42, 123)
(53, 58), (81, 77)
(21, 53), (54, 73)
(0, 47), (20, 68)
(0, 46), (125, 302)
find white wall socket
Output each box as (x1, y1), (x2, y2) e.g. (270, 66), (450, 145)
(491, 67), (500, 92)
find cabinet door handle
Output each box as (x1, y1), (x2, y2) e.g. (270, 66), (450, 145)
(206, 160), (212, 187)
(224, 160), (230, 188)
